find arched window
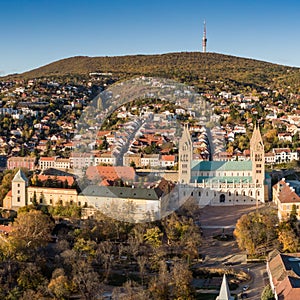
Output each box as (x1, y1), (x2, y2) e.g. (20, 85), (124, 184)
(220, 194), (225, 203)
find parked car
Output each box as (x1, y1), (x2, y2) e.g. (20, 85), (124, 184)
(243, 285), (249, 291)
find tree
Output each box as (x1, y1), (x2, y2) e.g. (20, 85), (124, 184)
(278, 222), (298, 252)
(112, 280), (150, 300)
(137, 255), (147, 286)
(130, 160), (136, 168)
(10, 210), (55, 252)
(234, 208), (278, 256)
(144, 227), (163, 248)
(32, 191), (38, 207)
(48, 269), (72, 299)
(171, 261), (194, 299)
(289, 204), (298, 225)
(73, 238), (97, 259)
(96, 241), (114, 282)
(60, 247), (101, 299)
(148, 261), (171, 300)
(261, 284), (275, 300)
(72, 259), (101, 300)
(17, 263), (46, 292)
(163, 213), (201, 260)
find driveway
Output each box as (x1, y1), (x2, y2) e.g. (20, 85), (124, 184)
(197, 204), (266, 299)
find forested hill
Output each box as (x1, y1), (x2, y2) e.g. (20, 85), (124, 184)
(5, 52), (300, 93)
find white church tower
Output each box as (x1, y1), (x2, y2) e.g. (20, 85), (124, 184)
(11, 169), (28, 208)
(216, 274), (234, 300)
(178, 124), (192, 184)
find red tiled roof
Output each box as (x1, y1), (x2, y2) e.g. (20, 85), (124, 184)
(268, 253), (300, 300)
(0, 225), (12, 234)
(37, 175), (75, 186)
(274, 180), (300, 204)
(40, 157), (56, 161)
(161, 155), (176, 162)
(97, 130), (111, 137)
(273, 148), (291, 154)
(86, 166), (135, 182)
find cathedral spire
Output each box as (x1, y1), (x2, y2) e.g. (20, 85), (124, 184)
(250, 123), (263, 149)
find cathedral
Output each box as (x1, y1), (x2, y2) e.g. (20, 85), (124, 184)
(178, 124), (270, 206)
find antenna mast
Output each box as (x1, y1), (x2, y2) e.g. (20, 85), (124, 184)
(202, 20), (207, 53)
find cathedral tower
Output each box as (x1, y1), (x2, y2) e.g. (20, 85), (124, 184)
(250, 124), (265, 187)
(178, 124), (193, 184)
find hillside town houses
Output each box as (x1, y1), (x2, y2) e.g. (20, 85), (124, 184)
(1, 77), (300, 216)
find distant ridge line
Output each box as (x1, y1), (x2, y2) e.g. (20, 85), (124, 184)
(3, 52), (299, 92)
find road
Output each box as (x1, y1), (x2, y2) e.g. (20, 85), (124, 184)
(198, 205), (267, 299)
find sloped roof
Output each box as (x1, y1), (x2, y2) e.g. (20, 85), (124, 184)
(191, 160), (252, 172)
(274, 180), (300, 204)
(37, 175), (75, 186)
(12, 169), (27, 183)
(80, 185), (160, 201)
(269, 252), (300, 300)
(86, 166), (135, 182)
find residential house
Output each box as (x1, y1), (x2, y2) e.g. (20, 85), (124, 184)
(39, 157), (56, 170)
(55, 158), (71, 170)
(267, 250), (300, 300)
(272, 148), (299, 163)
(7, 156), (36, 170)
(278, 133), (293, 143)
(273, 178), (300, 221)
(39, 157), (71, 170)
(160, 155), (176, 168)
(141, 154), (160, 168)
(123, 153), (142, 168)
(94, 152), (116, 166)
(273, 148), (292, 163)
(70, 153), (94, 170)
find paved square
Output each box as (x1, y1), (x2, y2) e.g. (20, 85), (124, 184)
(199, 204), (257, 228)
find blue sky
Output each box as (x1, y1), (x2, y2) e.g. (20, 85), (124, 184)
(1, 0), (300, 75)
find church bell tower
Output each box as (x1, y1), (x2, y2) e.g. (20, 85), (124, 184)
(250, 124), (265, 187)
(178, 124), (193, 184)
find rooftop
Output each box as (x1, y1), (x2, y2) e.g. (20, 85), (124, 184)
(80, 185), (160, 201)
(268, 252), (300, 300)
(192, 160), (252, 172)
(12, 169), (28, 183)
